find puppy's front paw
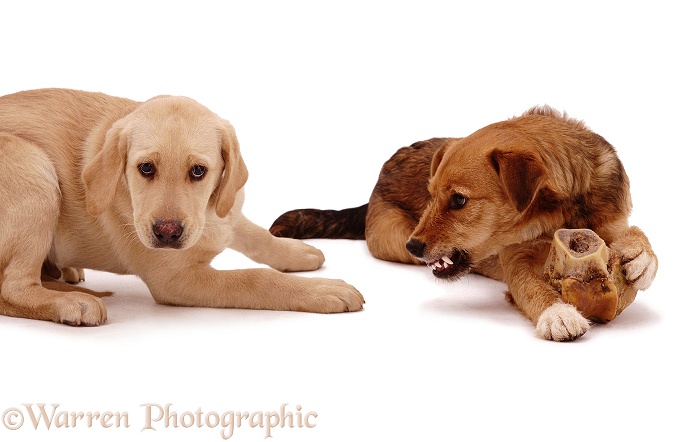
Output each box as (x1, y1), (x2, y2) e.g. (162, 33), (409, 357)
(536, 303), (590, 341)
(294, 278), (365, 313)
(271, 238), (326, 272)
(55, 292), (107, 326)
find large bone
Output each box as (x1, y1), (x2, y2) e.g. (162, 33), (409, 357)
(543, 229), (637, 323)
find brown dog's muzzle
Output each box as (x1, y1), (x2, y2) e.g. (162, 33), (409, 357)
(405, 239), (426, 258)
(406, 238), (471, 279)
(152, 219), (184, 249)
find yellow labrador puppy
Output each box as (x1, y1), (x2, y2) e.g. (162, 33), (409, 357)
(0, 88), (364, 325)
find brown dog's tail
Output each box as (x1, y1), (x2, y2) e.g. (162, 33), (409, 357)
(270, 204), (368, 240)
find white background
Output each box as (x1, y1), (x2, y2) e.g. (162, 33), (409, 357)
(1, 1), (691, 441)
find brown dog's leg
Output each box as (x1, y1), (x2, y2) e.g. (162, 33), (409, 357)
(365, 197), (422, 265)
(362, 139), (449, 265)
(473, 255), (505, 281)
(499, 238), (590, 341)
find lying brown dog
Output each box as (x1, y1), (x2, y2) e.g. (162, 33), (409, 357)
(271, 106), (657, 340)
(0, 88), (363, 326)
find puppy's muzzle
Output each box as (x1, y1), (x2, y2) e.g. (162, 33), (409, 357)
(152, 219), (184, 249)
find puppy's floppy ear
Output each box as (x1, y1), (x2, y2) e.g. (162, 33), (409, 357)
(82, 119), (129, 216)
(489, 149), (547, 212)
(214, 121), (249, 218)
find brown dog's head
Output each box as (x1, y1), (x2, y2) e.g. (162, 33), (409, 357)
(82, 96), (248, 250)
(406, 120), (559, 279)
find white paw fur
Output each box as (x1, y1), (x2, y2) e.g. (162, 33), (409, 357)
(622, 249), (658, 291)
(536, 303), (590, 341)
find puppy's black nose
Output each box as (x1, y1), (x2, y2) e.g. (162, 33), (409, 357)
(153, 220), (183, 246)
(406, 239), (426, 258)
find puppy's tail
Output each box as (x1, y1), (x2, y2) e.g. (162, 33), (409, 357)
(270, 204), (368, 240)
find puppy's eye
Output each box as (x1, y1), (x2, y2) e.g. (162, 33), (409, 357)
(138, 163), (156, 177)
(449, 193), (467, 210)
(190, 165), (206, 180)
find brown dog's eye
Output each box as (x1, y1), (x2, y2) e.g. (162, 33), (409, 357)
(190, 165), (206, 181)
(449, 193), (467, 210)
(138, 163), (156, 177)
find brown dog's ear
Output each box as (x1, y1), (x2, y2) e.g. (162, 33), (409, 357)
(214, 122), (249, 218)
(82, 120), (129, 216)
(489, 149), (546, 212)
(430, 143), (450, 177)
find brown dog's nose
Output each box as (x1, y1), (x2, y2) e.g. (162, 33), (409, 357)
(152, 219), (183, 247)
(406, 239), (426, 258)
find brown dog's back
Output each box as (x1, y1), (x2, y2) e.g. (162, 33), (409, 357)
(269, 138), (450, 263)
(271, 108), (632, 263)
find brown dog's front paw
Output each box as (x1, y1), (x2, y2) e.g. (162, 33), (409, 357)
(609, 226), (658, 291)
(620, 248), (658, 291)
(55, 293), (108, 326)
(536, 303), (590, 341)
(293, 278), (365, 313)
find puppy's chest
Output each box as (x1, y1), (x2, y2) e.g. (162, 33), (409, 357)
(50, 218), (129, 274)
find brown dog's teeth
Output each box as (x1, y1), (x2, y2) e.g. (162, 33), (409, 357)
(427, 256), (456, 272)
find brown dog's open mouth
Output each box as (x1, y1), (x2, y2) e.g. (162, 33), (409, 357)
(425, 250), (469, 279)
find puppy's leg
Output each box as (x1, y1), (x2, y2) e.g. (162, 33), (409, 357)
(2, 259), (107, 325)
(41, 260), (63, 280)
(232, 214), (325, 272)
(142, 265), (364, 313)
(500, 239), (590, 341)
(40, 279), (112, 298)
(41, 260), (85, 284)
(61, 267), (86, 284)
(0, 136), (107, 325)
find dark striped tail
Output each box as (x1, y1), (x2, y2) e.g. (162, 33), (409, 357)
(270, 204), (368, 240)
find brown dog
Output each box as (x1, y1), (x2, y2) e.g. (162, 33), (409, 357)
(0, 88), (364, 326)
(271, 106), (657, 340)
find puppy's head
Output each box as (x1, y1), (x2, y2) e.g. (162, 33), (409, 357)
(83, 96), (248, 250)
(406, 123), (556, 279)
